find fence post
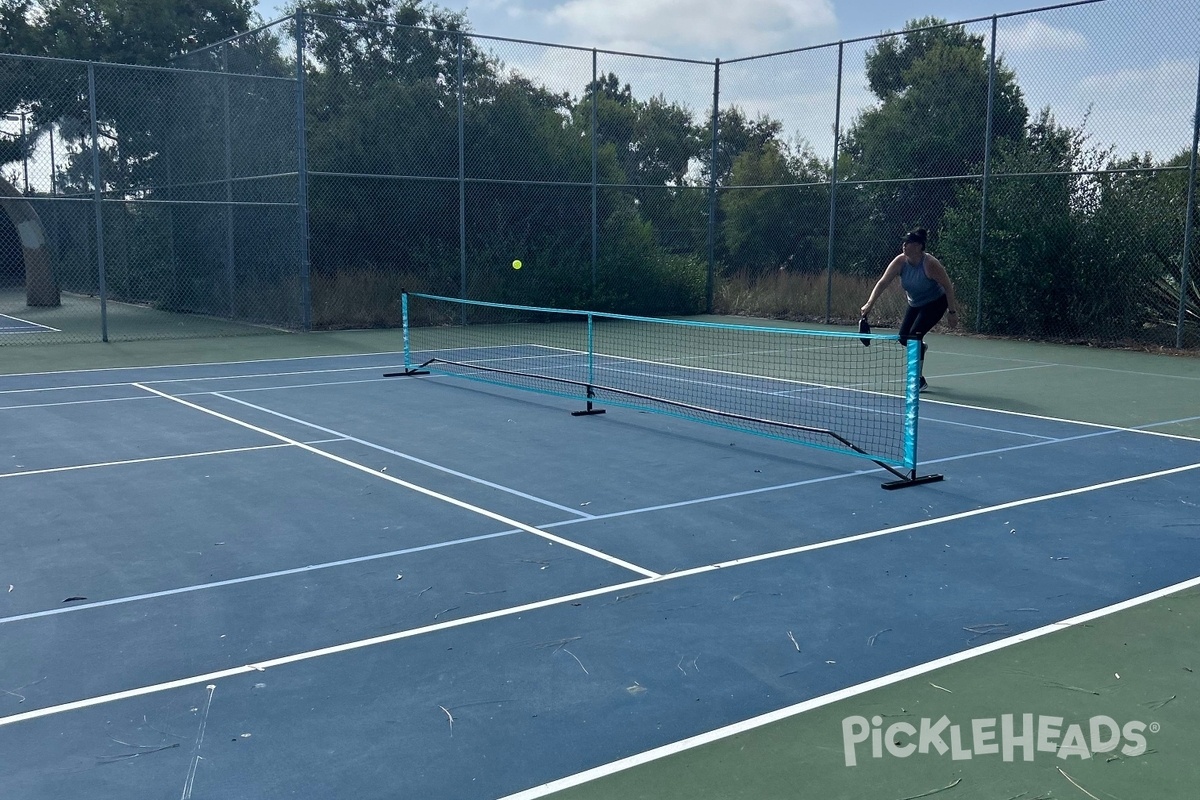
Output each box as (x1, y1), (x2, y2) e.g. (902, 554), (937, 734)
(591, 48), (598, 289)
(1178, 55), (1200, 349)
(825, 42), (843, 324)
(977, 15), (997, 333)
(706, 59), (720, 314)
(87, 64), (109, 342)
(294, 9), (312, 331)
(223, 43), (236, 319)
(20, 111), (28, 194)
(456, 33), (467, 320)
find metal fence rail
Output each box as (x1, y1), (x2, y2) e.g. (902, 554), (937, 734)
(0, 1), (1196, 348)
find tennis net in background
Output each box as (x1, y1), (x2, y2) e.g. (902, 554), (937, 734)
(397, 292), (936, 486)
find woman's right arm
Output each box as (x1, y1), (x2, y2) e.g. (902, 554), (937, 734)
(861, 257), (902, 317)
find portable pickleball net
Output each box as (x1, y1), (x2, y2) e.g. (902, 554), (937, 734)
(387, 292), (943, 489)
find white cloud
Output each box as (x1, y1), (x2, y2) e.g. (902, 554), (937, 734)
(998, 18), (1087, 53)
(1008, 58), (1195, 159)
(1073, 59), (1197, 156)
(545, 0), (837, 58)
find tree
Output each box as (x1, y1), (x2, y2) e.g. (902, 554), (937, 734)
(839, 17), (1029, 281)
(697, 105), (785, 188)
(37, 0), (253, 64)
(939, 109), (1112, 338)
(1078, 149), (1198, 341)
(719, 138), (828, 272)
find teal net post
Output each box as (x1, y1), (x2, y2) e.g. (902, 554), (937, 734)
(573, 310), (605, 417)
(382, 291), (429, 378)
(402, 291), (412, 370)
(586, 312), (595, 385)
(902, 338), (921, 472)
(880, 337), (942, 490)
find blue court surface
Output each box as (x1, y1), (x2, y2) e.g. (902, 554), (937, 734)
(0, 313), (57, 334)
(1, 351), (1198, 799)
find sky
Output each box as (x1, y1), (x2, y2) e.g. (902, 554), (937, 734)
(247, 0), (1197, 161)
(4, 0), (1194, 193)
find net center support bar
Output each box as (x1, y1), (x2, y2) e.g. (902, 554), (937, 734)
(385, 291), (942, 490)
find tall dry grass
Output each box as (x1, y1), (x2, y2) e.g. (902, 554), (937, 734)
(714, 268), (910, 327)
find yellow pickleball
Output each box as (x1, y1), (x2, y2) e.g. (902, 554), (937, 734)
(512, 259), (522, 270)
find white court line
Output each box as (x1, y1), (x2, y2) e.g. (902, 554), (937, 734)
(483, 343), (897, 402)
(210, 392), (596, 519)
(928, 363), (1058, 380)
(133, 383), (657, 579)
(0, 442), (344, 480)
(495, 570), (1200, 800)
(922, 396), (1200, 443)
(0, 363), (407, 396)
(0, 395), (154, 411)
(7, 344), (1189, 447)
(0, 350), (410, 380)
(0, 312), (59, 332)
(0, 421), (1139, 627)
(0, 530), (517, 626)
(2, 458), (1196, 727)
(918, 414), (1057, 440)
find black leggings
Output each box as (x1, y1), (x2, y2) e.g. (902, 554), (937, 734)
(898, 294), (948, 368)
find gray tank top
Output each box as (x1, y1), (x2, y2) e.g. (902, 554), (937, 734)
(900, 255), (945, 307)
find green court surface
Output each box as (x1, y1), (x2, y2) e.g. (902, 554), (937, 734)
(4, 319), (1198, 800)
(515, 324), (1200, 800)
(531, 588), (1200, 800)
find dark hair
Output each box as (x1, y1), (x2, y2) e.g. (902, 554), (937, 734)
(903, 228), (927, 247)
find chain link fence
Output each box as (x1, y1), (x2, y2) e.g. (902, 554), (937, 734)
(0, 23), (300, 344)
(1, 1), (1197, 349)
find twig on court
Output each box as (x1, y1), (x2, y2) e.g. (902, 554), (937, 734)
(929, 683), (953, 694)
(1142, 694), (1176, 710)
(446, 699), (510, 712)
(533, 636), (582, 651)
(1056, 766), (1103, 800)
(1043, 681), (1101, 696)
(560, 648), (589, 675)
(895, 777), (961, 800)
(181, 684), (216, 800)
(416, 586), (433, 598)
(97, 742), (180, 764)
(868, 628), (892, 646)
(439, 705), (454, 737)
(786, 631), (800, 651)
(141, 716), (185, 740)
(963, 623), (1009, 640)
(5, 677), (45, 703)
(433, 606), (459, 620)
